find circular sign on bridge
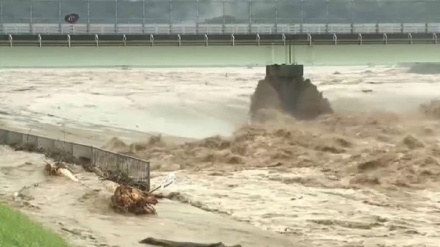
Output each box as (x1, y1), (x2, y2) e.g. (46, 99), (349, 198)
(64, 13), (80, 24)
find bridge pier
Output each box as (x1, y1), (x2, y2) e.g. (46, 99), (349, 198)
(250, 64), (332, 121)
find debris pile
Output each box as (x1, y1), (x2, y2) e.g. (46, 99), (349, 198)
(111, 185), (158, 215)
(96, 168), (157, 215)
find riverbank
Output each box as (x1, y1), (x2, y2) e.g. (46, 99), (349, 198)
(0, 203), (70, 247)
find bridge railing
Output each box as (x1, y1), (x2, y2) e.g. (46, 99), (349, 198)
(1, 0), (440, 26)
(1, 23), (440, 35)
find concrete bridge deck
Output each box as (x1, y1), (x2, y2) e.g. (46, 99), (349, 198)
(1, 45), (440, 68)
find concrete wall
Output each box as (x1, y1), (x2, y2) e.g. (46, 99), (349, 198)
(1, 45), (440, 68)
(0, 128), (150, 188)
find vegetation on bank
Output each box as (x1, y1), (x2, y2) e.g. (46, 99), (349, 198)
(0, 203), (70, 247)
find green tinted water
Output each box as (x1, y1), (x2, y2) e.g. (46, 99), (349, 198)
(1, 45), (439, 68)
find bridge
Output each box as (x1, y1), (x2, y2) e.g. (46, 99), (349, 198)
(1, 0), (440, 67)
(1, 0), (440, 47)
(1, 23), (440, 47)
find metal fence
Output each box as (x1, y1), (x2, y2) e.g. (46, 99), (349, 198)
(0, 128), (150, 190)
(1, 0), (440, 25)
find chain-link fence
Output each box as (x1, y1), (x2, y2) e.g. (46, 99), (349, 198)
(0, 128), (150, 190)
(1, 0), (440, 25)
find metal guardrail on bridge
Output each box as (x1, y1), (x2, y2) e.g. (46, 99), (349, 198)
(1, 22), (440, 47)
(1, 32), (438, 47)
(1, 23), (440, 35)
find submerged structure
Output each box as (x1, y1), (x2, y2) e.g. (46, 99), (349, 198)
(250, 64), (333, 120)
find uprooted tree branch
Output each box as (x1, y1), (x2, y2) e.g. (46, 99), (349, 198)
(111, 185), (158, 215)
(98, 168), (157, 215)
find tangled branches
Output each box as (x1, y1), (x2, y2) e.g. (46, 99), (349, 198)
(111, 185), (158, 215)
(96, 169), (156, 215)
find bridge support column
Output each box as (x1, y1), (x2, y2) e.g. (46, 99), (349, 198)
(266, 64), (303, 78)
(250, 64), (332, 121)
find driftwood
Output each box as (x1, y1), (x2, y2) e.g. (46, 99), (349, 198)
(111, 185), (158, 215)
(97, 167), (154, 215)
(44, 162), (79, 182)
(139, 238), (242, 247)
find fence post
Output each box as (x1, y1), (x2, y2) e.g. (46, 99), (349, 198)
(168, 0), (172, 34)
(118, 155), (127, 176)
(0, 0), (3, 27)
(350, 0), (354, 33)
(300, 0), (304, 32)
(87, 0), (90, 33)
(91, 146), (95, 167)
(30, 1), (33, 31)
(58, 0), (62, 33)
(142, 0), (145, 33)
(376, 0), (380, 24)
(114, 0), (118, 33)
(248, 0), (252, 33)
(196, 0), (199, 34)
(325, 0), (329, 31)
(117, 155), (122, 172)
(146, 161), (151, 191)
(222, 0), (226, 34)
(125, 157), (129, 177)
(274, 0), (278, 33)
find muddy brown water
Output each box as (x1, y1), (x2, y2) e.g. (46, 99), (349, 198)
(0, 146), (297, 247)
(2, 67), (440, 247)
